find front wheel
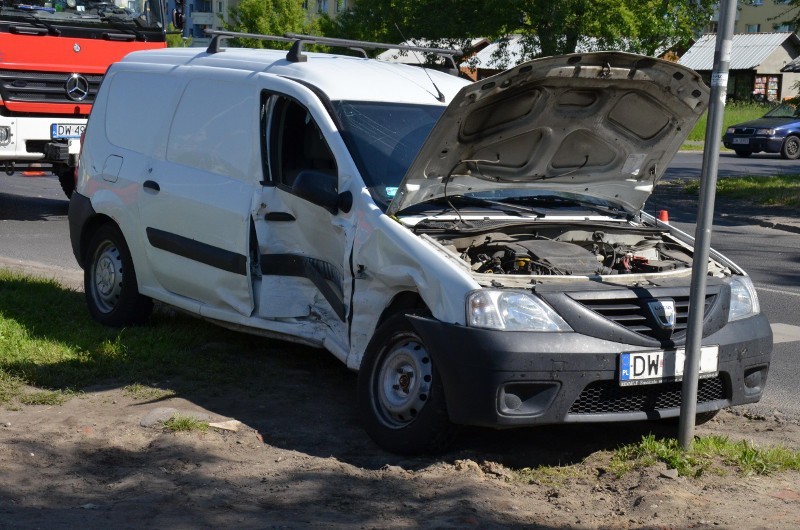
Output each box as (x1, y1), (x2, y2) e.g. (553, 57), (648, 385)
(84, 224), (152, 327)
(54, 164), (76, 198)
(780, 135), (800, 160)
(357, 313), (457, 454)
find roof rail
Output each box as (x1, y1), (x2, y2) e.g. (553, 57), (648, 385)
(204, 29), (462, 65)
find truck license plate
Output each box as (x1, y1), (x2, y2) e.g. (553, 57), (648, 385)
(619, 346), (719, 386)
(51, 123), (86, 139)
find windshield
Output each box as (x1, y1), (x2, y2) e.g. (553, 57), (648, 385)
(332, 100), (445, 207)
(763, 103), (800, 118)
(1, 0), (165, 38)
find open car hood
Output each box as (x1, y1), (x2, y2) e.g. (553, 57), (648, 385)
(387, 52), (709, 216)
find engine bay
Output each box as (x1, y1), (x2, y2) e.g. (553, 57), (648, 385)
(426, 223), (696, 276)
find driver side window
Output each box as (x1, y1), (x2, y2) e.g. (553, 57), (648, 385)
(263, 93), (338, 190)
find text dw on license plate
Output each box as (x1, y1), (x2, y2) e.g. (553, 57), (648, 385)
(618, 346), (719, 387)
(51, 124), (85, 139)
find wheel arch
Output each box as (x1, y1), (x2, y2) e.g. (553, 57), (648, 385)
(77, 213), (117, 268)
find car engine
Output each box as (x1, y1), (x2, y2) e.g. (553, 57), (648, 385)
(430, 226), (695, 276)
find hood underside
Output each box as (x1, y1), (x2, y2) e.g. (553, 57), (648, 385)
(387, 52), (710, 216)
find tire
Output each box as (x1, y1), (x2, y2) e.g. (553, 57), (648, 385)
(357, 312), (457, 454)
(733, 149), (752, 158)
(54, 165), (76, 198)
(84, 224), (152, 327)
(780, 135), (800, 160)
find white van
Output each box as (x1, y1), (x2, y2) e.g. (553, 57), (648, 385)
(69, 34), (772, 454)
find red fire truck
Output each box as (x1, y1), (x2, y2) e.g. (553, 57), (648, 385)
(0, 0), (168, 197)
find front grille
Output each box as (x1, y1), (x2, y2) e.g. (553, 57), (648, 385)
(569, 376), (726, 415)
(0, 70), (102, 105)
(574, 292), (716, 340)
(733, 127), (755, 135)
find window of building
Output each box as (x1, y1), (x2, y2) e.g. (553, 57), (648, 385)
(774, 24), (792, 32)
(336, 0), (347, 11)
(318, 0), (328, 12)
(745, 23), (760, 33)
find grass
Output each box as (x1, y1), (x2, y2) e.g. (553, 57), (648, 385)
(684, 174), (800, 208)
(0, 268), (293, 407)
(608, 434), (800, 478)
(686, 101), (771, 143)
(162, 414), (209, 433)
(123, 383), (176, 401)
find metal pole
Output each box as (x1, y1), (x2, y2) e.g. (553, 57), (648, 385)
(679, 0), (737, 449)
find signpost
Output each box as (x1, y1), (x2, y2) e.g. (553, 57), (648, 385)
(679, 0), (737, 449)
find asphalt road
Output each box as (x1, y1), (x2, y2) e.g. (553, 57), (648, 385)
(1, 156), (799, 421)
(665, 150), (800, 179)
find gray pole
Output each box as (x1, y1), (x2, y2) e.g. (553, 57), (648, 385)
(679, 0), (737, 449)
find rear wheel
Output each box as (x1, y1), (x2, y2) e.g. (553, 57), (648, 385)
(84, 224), (152, 326)
(357, 313), (457, 454)
(733, 149), (752, 158)
(780, 135), (800, 160)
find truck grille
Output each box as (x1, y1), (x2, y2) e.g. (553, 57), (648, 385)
(573, 292), (717, 341)
(0, 70), (102, 106)
(569, 376), (726, 415)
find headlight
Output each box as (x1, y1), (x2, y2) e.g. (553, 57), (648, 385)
(467, 290), (572, 331)
(727, 276), (760, 322)
(755, 128), (776, 136)
(726, 127), (736, 135)
(0, 126), (10, 146)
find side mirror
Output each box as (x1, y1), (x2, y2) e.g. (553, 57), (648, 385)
(171, 0), (185, 30)
(292, 170), (352, 214)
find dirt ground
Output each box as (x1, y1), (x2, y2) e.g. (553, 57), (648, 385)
(1, 333), (799, 529)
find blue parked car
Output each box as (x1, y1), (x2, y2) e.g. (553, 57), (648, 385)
(722, 103), (800, 159)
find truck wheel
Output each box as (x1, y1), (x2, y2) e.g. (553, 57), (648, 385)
(357, 313), (457, 454)
(55, 165), (76, 198)
(780, 135), (800, 160)
(84, 224), (152, 326)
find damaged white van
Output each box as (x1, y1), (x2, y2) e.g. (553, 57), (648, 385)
(69, 33), (772, 454)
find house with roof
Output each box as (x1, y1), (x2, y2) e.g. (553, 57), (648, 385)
(679, 32), (800, 102)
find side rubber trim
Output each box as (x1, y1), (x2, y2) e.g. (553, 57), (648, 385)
(145, 227), (247, 276)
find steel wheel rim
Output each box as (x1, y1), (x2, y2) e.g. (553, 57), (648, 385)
(90, 240), (123, 314)
(789, 138), (799, 156)
(375, 336), (433, 428)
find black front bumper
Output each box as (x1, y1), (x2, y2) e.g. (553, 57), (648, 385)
(722, 134), (783, 153)
(408, 314), (772, 428)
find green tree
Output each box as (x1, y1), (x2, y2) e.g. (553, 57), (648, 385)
(225, 0), (313, 48)
(166, 23), (192, 48)
(322, 0), (715, 62)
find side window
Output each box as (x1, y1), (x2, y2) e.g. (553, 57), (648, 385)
(263, 94), (337, 190)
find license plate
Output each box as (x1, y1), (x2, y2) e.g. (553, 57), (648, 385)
(732, 137), (749, 145)
(619, 346), (719, 387)
(51, 123), (85, 139)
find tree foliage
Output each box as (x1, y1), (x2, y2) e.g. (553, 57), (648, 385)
(322, 0), (715, 63)
(225, 0), (313, 48)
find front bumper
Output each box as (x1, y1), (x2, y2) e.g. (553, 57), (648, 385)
(409, 314), (772, 428)
(722, 134), (783, 153)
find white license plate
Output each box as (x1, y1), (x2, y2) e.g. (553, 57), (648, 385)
(51, 123), (85, 139)
(619, 346), (719, 387)
(732, 137), (749, 145)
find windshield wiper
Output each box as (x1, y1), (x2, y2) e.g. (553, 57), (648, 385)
(5, 7), (61, 35)
(500, 195), (631, 219)
(100, 14), (147, 41)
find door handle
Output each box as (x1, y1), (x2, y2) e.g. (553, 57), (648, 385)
(143, 180), (160, 192)
(264, 212), (295, 222)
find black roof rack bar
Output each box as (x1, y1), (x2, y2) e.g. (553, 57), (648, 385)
(204, 29), (462, 64)
(205, 30), (294, 55)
